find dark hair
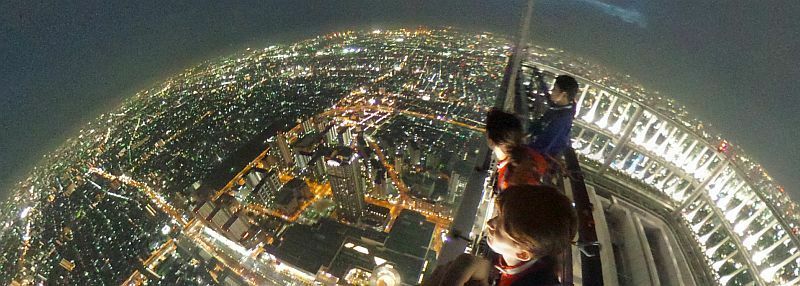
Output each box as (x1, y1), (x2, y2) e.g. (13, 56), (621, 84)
(485, 108), (523, 150)
(505, 145), (541, 187)
(486, 109), (539, 187)
(554, 75), (579, 102)
(495, 185), (577, 257)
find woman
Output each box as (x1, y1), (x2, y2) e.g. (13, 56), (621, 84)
(485, 109), (548, 191)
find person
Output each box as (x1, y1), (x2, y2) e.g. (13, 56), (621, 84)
(528, 75), (579, 157)
(423, 185), (578, 286)
(485, 109), (548, 190)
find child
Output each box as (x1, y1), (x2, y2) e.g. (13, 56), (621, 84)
(425, 185), (577, 286)
(485, 109), (548, 190)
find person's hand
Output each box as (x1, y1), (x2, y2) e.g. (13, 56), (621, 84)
(423, 254), (491, 286)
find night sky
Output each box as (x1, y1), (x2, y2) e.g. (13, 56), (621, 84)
(2, 0), (799, 200)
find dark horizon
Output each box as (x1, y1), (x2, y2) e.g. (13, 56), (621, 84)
(2, 0), (799, 201)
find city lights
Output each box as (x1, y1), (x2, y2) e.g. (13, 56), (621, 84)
(1, 27), (797, 286)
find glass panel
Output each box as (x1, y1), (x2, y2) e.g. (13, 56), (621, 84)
(606, 101), (635, 135)
(576, 86), (604, 123)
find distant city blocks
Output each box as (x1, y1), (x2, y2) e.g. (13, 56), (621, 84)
(1, 28), (797, 286)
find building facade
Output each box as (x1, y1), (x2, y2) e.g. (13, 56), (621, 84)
(326, 146), (366, 223)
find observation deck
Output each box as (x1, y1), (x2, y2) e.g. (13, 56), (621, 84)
(441, 56), (800, 285)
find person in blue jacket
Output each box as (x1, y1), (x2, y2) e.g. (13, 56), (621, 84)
(528, 75), (579, 157)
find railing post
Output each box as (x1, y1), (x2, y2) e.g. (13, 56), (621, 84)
(675, 158), (729, 213)
(598, 106), (643, 175)
(563, 148), (604, 286)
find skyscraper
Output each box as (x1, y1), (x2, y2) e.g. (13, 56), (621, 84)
(326, 146), (365, 223)
(253, 169), (281, 205)
(276, 132), (293, 168)
(447, 172), (461, 205)
(342, 128), (354, 147)
(325, 125), (339, 146)
(293, 131), (323, 171)
(302, 118), (315, 134)
(236, 168), (268, 202)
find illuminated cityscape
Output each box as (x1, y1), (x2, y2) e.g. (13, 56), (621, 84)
(0, 28), (798, 286)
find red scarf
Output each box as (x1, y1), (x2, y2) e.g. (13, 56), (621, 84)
(495, 257), (540, 286)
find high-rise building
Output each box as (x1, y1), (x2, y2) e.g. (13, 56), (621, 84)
(447, 172), (461, 205)
(294, 152), (312, 171)
(309, 147), (333, 182)
(302, 119), (315, 134)
(276, 132), (293, 168)
(236, 168), (268, 202)
(253, 169), (281, 205)
(325, 125), (339, 146)
(245, 168), (266, 188)
(342, 128), (354, 147)
(293, 131), (324, 172)
(192, 200), (258, 247)
(326, 146), (365, 223)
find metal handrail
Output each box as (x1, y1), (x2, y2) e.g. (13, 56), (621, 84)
(562, 147), (604, 286)
(436, 1), (604, 284)
(437, 65), (605, 286)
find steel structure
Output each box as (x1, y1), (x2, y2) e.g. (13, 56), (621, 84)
(529, 63), (800, 285)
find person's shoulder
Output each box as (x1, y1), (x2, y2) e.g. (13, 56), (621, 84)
(555, 108), (575, 119)
(524, 146), (544, 158)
